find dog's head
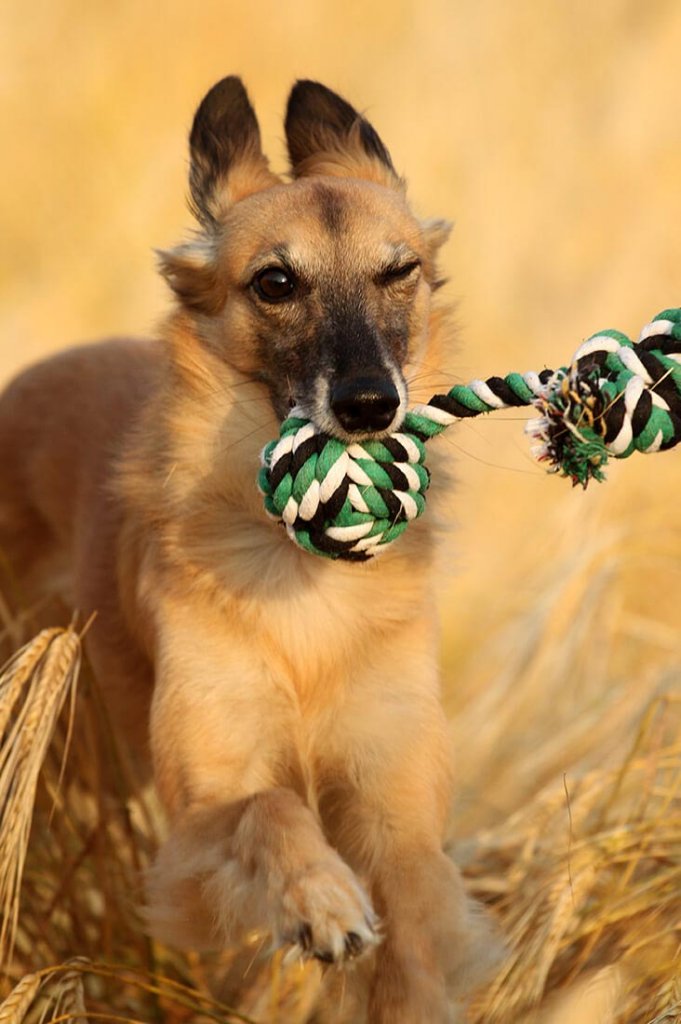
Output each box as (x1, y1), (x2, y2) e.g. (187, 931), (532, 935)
(160, 76), (451, 441)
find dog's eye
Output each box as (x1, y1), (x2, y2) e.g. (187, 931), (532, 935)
(253, 267), (296, 303)
(380, 260), (421, 285)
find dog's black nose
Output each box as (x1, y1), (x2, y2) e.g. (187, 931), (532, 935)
(330, 376), (400, 433)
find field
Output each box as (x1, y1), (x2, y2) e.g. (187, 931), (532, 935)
(0, 2), (680, 1021)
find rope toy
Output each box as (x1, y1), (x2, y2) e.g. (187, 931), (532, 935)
(259, 308), (681, 561)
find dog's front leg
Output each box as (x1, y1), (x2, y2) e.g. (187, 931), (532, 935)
(146, 602), (378, 961)
(365, 725), (471, 1023)
(327, 638), (492, 1022)
(367, 839), (476, 1024)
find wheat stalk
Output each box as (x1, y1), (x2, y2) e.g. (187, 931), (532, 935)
(0, 973), (42, 1024)
(0, 961), (91, 1024)
(0, 630), (58, 737)
(0, 628), (81, 969)
(49, 960), (90, 1024)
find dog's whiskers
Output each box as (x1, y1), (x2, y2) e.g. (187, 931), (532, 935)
(219, 416), (275, 455)
(434, 426), (539, 475)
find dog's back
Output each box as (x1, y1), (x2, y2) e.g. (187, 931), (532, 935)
(0, 338), (162, 597)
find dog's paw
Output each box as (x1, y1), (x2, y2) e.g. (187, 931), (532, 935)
(278, 858), (380, 965)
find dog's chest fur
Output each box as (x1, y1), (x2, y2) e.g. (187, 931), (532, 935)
(157, 518), (428, 701)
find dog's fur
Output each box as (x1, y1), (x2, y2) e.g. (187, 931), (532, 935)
(0, 78), (495, 1021)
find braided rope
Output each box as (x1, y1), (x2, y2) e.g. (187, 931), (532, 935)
(259, 309), (681, 561)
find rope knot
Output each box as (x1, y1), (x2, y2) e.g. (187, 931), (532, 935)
(259, 415), (429, 560)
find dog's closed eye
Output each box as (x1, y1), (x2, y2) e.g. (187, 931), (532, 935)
(378, 259), (421, 285)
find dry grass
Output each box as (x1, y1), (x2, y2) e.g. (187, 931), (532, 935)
(0, 600), (678, 1023)
(1, 2), (681, 1021)
(465, 696), (681, 1023)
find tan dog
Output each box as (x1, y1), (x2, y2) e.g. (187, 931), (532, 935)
(0, 77), (494, 1022)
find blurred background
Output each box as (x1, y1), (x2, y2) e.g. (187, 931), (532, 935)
(2, 4), (675, 1019)
(1, 3), (680, 1019)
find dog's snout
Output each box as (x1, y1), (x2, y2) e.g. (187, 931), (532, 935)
(330, 376), (400, 433)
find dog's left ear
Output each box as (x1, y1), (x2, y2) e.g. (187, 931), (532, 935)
(285, 81), (402, 188)
(422, 217), (453, 256)
(420, 218), (453, 288)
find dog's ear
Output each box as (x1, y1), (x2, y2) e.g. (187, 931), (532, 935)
(159, 77), (279, 314)
(188, 75), (279, 226)
(420, 218), (453, 289)
(285, 81), (401, 188)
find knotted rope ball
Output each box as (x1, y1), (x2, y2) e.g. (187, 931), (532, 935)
(259, 309), (681, 561)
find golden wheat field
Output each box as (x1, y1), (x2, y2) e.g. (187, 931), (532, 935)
(1, 1), (680, 1022)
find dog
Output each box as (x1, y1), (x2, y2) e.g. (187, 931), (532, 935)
(0, 77), (496, 1022)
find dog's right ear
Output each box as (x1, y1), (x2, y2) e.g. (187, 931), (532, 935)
(159, 77), (279, 314)
(187, 75), (279, 226)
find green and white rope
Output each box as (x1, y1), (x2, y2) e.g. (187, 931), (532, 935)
(259, 308), (681, 561)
